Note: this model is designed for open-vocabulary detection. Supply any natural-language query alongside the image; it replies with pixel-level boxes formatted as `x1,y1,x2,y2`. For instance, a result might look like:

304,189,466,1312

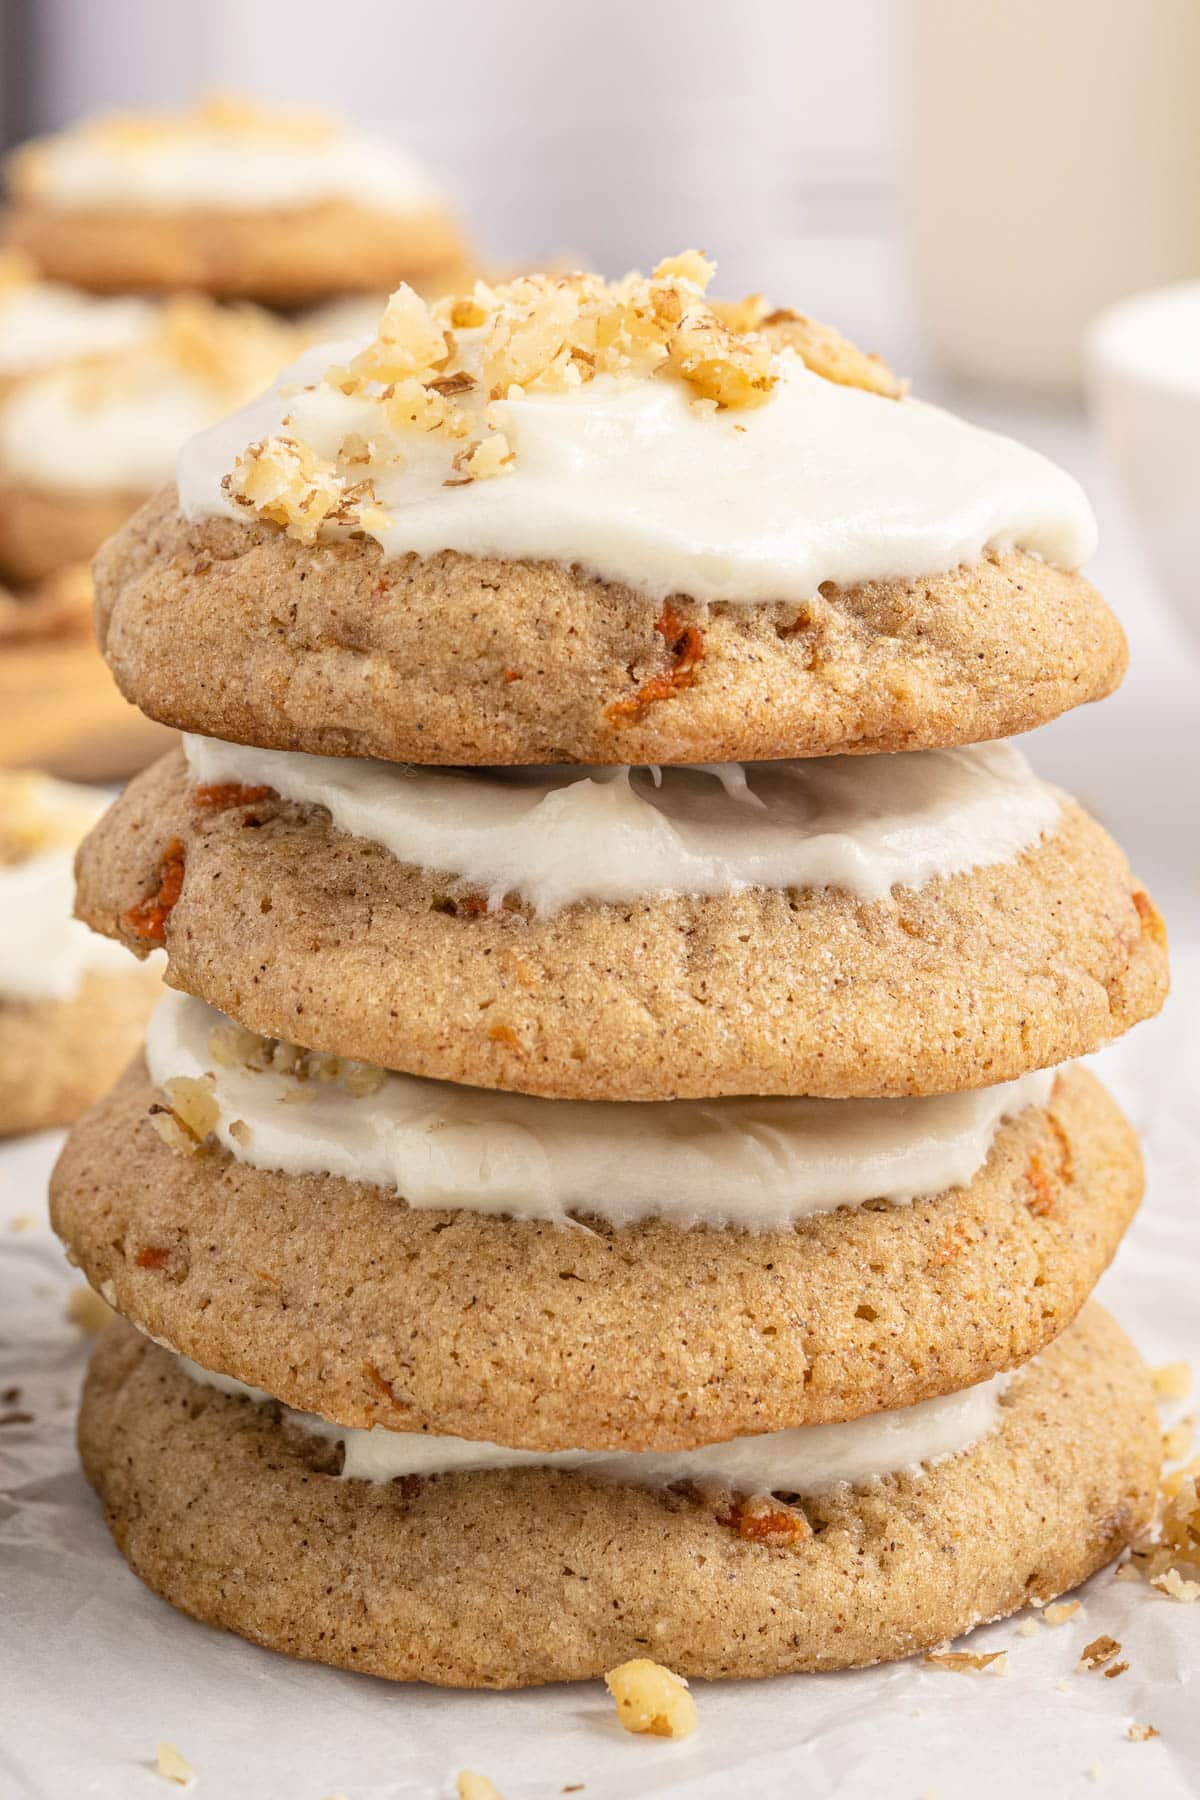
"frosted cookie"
51,1038,1141,1446
0,294,295,583
94,258,1123,764
0,771,159,1134
74,745,1168,1100
77,1306,1158,1685
3,95,468,304
0,566,174,781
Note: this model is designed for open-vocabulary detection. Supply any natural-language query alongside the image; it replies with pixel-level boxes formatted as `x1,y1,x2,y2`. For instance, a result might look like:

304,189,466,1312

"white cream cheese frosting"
0,283,156,375
0,776,141,1001
181,1350,1009,1492
15,113,444,216
0,362,238,492
148,992,1055,1230
177,336,1097,605
0,300,296,494
183,733,1061,914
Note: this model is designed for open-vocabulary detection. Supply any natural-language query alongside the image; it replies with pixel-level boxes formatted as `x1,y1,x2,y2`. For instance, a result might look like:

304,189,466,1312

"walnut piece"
155,1742,195,1788
604,1659,697,1739
456,1775,503,1800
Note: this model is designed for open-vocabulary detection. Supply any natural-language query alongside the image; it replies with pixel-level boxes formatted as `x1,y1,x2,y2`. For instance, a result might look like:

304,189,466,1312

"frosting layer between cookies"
181,1349,1009,1492
182,735,1061,913
0,774,141,1000
147,992,1054,1230
177,338,1096,605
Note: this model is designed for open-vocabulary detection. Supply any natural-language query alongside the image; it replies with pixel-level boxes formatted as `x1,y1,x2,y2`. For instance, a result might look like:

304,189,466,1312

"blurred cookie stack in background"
0,94,469,785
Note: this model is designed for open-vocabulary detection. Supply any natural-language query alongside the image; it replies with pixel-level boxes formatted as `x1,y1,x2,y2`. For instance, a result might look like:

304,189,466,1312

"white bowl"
1087,280,1200,646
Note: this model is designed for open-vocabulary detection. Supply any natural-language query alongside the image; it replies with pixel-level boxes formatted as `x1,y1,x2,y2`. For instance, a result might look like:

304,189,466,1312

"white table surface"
1,379,1197,1800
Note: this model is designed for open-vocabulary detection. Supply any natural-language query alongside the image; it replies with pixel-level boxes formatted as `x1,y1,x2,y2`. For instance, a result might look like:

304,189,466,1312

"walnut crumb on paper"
923,1650,1008,1675
604,1658,697,1739
1128,1723,1159,1742
155,1742,195,1788
457,1774,504,1800
1078,1635,1121,1671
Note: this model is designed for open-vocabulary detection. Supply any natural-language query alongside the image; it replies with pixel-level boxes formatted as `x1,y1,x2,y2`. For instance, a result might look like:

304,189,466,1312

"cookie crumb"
456,1774,503,1800
7,1212,37,1233
65,1283,114,1334
155,1742,195,1788
1042,1600,1081,1626
1103,1662,1129,1679
1127,1723,1159,1743
604,1658,697,1739
1015,1617,1041,1638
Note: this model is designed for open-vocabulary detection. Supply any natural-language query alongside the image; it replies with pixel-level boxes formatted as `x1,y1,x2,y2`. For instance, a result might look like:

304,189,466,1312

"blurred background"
0,0,1197,922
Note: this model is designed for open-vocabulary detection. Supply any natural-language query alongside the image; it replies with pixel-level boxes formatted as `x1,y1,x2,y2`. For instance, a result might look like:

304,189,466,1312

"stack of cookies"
0,97,468,780
52,256,1170,1686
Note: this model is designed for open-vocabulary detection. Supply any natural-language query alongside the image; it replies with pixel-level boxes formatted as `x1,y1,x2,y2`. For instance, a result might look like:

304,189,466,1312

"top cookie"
93,256,1124,766
2,95,467,304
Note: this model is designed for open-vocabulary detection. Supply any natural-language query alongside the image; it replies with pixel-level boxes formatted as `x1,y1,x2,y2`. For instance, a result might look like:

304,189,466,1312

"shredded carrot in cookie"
123,838,185,943
605,603,706,726
718,1494,812,1547
190,782,271,811
1132,889,1168,948
1025,1150,1055,1217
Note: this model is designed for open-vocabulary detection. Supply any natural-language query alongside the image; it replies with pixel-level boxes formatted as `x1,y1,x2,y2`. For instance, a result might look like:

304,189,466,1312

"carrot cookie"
0,293,295,583
52,1022,1140,1448
0,565,173,781
94,258,1124,764
74,744,1167,1101
0,771,159,1134
3,95,468,304
77,1305,1158,1686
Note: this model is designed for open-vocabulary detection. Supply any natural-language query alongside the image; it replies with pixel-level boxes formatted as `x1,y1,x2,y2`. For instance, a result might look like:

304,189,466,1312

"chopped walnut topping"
221,253,903,547
150,1075,219,1155
604,1659,697,1739
1128,1723,1159,1743
154,1742,195,1789
223,436,347,544
759,309,905,399
203,1018,389,1101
